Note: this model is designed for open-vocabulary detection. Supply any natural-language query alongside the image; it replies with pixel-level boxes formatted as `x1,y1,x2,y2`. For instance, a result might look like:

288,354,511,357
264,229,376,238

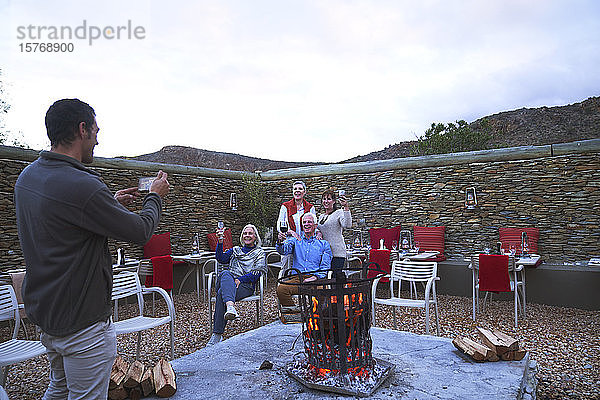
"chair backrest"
207,229,234,252
143,232,172,259
477,254,512,292
367,249,391,282
8,271,27,320
391,260,437,283
112,272,144,314
0,285,21,340
369,226,401,250
138,259,153,278
499,227,539,255
413,226,445,254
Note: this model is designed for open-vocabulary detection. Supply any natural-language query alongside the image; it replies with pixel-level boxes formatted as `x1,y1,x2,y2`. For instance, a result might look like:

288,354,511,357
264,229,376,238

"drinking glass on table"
191,233,200,255
509,244,516,256
392,240,398,251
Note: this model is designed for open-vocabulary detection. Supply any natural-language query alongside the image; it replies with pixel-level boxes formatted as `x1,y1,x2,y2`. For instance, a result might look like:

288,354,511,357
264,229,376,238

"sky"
1,0,599,163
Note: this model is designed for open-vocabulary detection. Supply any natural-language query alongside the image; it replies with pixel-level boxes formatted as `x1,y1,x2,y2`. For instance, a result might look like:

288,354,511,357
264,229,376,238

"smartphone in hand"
138,177,155,191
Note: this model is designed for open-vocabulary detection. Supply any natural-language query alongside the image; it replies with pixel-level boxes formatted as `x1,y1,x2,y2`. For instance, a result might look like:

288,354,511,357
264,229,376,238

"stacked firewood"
452,327,527,362
108,356,176,399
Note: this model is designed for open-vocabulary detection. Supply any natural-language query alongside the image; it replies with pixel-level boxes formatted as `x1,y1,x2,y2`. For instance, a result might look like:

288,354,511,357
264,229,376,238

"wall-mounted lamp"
465,187,477,210
229,193,238,211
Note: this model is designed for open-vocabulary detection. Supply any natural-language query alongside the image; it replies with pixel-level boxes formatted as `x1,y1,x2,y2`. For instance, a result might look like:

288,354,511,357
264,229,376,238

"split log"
109,356,129,390
129,386,142,400
476,327,519,356
153,359,177,397
500,349,527,361
124,360,145,388
141,367,155,397
453,336,499,362
108,384,128,400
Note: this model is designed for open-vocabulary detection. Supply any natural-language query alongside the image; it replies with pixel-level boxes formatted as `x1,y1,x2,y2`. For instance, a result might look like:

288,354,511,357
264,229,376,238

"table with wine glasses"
173,251,216,302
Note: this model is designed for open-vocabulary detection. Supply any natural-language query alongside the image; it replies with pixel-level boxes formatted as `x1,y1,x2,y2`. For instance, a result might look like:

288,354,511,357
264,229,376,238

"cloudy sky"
1,0,599,162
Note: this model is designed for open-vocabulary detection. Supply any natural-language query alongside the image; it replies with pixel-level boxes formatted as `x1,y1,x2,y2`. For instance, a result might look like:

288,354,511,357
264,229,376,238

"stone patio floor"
151,321,533,399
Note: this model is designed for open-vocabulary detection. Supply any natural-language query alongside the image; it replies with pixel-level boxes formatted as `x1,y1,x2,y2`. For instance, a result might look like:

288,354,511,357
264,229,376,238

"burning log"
153,359,177,397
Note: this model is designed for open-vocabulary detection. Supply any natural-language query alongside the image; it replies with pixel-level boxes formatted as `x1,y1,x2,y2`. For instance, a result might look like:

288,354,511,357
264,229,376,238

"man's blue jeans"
212,270,254,334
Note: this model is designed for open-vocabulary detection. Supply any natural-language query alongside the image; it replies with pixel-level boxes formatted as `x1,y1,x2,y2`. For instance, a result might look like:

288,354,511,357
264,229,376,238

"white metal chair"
0,285,46,386
470,254,525,327
371,260,440,335
266,251,285,284
206,269,265,331
111,271,175,360
7,270,33,339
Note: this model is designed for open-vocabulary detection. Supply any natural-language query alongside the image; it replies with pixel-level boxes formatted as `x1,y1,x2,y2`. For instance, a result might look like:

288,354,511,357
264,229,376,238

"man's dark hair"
45,99,96,147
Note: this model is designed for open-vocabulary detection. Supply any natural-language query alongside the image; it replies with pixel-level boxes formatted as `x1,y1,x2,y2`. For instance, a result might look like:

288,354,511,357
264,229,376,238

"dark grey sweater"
14,151,162,336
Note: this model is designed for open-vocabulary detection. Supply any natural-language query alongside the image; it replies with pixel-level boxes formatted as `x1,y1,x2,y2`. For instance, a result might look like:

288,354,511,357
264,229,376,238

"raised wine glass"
278,219,289,234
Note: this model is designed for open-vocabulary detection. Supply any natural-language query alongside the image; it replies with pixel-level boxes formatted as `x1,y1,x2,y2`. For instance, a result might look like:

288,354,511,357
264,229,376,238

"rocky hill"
129,96,600,170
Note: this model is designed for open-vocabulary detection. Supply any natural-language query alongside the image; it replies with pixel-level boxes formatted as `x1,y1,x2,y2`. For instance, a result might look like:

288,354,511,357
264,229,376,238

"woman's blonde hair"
240,224,262,247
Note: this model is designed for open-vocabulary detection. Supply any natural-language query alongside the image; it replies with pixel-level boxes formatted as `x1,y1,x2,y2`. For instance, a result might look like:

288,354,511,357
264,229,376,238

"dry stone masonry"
1,140,599,273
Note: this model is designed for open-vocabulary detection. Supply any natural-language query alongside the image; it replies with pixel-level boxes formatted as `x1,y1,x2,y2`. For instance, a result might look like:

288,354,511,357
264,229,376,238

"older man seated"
276,212,332,313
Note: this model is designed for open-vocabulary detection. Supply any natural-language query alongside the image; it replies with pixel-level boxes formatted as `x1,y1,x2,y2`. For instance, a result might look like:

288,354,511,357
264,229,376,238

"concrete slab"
156,322,529,399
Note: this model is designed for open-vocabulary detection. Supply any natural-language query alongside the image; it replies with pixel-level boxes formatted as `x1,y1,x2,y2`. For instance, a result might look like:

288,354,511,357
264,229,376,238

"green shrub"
239,174,279,237
411,119,493,156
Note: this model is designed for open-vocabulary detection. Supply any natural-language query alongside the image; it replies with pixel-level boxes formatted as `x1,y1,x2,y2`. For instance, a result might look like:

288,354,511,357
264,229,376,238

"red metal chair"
206,228,234,252
143,233,177,294
367,249,391,283
413,226,446,262
368,226,401,250
471,254,526,327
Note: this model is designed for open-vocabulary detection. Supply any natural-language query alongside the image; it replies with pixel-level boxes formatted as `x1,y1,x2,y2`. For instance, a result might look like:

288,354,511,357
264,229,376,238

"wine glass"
509,244,516,256
392,240,398,251
191,233,199,255
278,220,289,234
414,241,420,253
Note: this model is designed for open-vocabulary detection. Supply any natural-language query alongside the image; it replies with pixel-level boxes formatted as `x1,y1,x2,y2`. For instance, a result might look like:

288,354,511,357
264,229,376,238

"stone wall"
0,151,250,270
1,140,599,272
264,152,600,262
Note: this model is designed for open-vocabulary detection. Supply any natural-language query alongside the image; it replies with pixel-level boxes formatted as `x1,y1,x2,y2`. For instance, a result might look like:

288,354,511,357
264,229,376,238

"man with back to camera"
276,212,332,314
14,98,170,399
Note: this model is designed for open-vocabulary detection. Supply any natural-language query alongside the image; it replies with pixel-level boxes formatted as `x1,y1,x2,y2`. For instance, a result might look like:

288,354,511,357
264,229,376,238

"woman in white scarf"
207,224,266,345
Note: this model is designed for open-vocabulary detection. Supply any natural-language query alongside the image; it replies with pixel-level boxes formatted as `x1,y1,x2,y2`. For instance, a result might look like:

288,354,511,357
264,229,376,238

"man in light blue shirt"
276,212,332,312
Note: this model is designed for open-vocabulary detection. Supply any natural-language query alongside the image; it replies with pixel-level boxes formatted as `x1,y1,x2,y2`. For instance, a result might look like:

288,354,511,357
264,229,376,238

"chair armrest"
423,276,439,301
142,286,176,322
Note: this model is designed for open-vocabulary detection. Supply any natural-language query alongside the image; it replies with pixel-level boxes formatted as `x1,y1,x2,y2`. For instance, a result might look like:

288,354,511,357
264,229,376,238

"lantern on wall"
465,187,477,210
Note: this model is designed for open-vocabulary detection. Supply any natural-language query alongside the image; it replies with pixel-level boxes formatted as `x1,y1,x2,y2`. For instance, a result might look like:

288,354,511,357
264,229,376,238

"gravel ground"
2,282,599,400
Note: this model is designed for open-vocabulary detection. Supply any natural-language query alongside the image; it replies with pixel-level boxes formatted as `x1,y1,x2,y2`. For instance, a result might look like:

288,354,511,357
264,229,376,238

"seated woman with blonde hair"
207,224,267,345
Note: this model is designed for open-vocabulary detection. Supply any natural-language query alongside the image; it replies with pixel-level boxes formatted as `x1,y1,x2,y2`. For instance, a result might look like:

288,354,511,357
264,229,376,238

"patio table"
393,250,440,261
173,252,216,302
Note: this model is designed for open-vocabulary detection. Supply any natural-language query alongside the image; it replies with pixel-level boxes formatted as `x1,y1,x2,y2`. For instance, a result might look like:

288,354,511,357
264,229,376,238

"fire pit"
280,264,395,397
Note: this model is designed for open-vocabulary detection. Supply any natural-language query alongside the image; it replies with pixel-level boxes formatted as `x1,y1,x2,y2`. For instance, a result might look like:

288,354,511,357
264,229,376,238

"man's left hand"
235,279,241,288
114,187,140,207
